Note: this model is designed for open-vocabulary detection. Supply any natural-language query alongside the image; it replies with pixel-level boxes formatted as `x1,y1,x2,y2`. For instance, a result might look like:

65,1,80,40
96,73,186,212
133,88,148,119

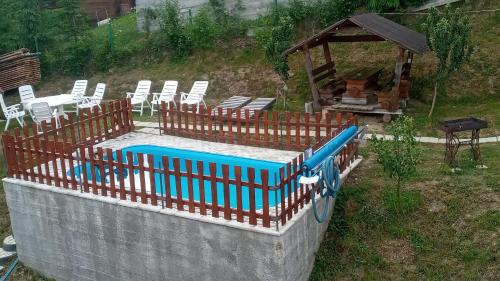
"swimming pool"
72,145,295,209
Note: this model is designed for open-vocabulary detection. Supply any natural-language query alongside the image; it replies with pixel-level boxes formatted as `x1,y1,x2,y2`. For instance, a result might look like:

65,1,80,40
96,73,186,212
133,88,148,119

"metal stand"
444,129,483,166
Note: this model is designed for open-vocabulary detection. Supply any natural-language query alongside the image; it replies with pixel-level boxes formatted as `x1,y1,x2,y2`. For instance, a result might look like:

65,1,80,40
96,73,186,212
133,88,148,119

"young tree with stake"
422,6,474,117
370,116,422,211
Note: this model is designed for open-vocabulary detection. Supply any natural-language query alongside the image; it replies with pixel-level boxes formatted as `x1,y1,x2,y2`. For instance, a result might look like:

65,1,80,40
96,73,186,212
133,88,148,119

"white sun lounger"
211,96,252,117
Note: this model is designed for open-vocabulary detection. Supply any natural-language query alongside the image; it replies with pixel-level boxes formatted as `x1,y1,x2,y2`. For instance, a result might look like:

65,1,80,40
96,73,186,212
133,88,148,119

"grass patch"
310,143,500,280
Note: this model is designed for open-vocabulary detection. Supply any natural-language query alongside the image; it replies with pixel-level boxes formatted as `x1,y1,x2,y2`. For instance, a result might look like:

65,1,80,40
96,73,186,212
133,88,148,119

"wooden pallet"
0,49,41,92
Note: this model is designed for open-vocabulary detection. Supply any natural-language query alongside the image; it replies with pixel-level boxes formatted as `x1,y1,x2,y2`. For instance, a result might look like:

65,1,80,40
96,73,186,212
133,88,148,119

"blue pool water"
72,145,294,209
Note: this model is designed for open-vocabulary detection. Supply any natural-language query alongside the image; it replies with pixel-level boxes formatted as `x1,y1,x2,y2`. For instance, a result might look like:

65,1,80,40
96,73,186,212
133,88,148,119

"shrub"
157,0,193,58
316,0,358,27
186,7,220,49
287,0,311,25
370,116,422,213
368,0,427,12
52,36,93,75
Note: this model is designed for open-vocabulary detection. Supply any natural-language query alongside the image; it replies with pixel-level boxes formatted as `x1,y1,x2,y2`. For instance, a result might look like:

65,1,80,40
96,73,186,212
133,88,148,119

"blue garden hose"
0,257,19,281
311,156,341,223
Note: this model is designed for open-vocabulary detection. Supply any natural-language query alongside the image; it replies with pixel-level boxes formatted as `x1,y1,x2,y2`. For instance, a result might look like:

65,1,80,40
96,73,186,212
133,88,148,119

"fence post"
197,161,206,215
261,169,270,228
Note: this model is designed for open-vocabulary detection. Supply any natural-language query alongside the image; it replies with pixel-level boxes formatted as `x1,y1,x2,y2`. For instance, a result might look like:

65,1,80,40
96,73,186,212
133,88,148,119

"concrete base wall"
3,158,360,281
136,0,295,31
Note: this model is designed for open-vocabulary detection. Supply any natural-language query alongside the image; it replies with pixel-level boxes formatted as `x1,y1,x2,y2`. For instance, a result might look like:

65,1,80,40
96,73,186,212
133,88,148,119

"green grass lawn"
310,143,500,280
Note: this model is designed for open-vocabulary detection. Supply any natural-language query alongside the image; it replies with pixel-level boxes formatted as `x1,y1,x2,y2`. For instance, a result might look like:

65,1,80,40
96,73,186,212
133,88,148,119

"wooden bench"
312,62,346,106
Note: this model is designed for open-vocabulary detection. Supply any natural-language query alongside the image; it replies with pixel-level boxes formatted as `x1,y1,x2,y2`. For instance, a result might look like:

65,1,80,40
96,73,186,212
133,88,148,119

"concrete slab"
95,132,300,163
419,137,439,143
479,137,498,144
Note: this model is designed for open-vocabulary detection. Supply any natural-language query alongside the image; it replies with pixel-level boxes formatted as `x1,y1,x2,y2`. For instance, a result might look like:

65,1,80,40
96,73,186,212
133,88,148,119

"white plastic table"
24,94,77,118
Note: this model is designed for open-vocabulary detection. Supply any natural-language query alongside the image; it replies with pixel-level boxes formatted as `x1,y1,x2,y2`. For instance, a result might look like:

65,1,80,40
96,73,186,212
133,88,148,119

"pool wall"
3,158,361,281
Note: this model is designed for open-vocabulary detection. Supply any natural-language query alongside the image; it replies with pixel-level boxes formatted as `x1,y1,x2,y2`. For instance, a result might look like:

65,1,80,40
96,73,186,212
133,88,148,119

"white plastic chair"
180,81,209,113
31,102,60,132
77,83,106,111
126,80,152,116
151,81,178,116
65,80,88,114
0,91,25,131
18,85,36,112
71,80,88,103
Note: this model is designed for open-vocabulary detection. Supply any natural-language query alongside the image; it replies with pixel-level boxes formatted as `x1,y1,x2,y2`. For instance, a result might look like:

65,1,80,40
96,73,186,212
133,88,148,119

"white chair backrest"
31,102,53,123
71,80,88,98
93,83,106,101
19,85,35,104
189,81,209,97
160,81,178,100
133,80,151,100
0,94,8,113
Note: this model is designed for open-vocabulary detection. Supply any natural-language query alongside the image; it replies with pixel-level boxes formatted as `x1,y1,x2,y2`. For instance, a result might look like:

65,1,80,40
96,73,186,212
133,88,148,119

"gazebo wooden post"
406,51,414,77
393,47,406,88
322,42,335,79
303,45,321,111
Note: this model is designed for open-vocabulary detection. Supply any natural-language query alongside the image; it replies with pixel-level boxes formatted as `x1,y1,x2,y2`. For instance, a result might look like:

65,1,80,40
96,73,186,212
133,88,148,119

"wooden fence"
158,102,356,152
2,99,360,229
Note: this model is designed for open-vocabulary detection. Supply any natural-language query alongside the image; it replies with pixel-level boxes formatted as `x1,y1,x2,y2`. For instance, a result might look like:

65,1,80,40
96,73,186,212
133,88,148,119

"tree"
370,116,422,211
264,7,295,81
367,0,427,11
59,0,89,42
19,0,42,51
422,6,474,117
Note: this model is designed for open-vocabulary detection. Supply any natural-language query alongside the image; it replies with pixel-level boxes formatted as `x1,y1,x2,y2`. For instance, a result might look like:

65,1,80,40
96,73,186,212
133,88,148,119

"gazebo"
285,13,429,114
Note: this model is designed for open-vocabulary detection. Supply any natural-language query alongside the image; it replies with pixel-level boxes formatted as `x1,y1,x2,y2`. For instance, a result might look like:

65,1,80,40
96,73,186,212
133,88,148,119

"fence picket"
222,164,231,220
279,167,286,225
197,161,206,215
97,148,106,196
42,140,51,184
173,158,183,210
292,157,298,214
235,166,243,223
87,146,98,194
106,148,116,198
162,156,172,208
32,130,43,183
137,153,147,204
59,143,68,189
209,163,218,218
79,145,89,192
186,160,195,213
66,143,77,190
248,168,257,225
148,154,157,206
261,170,270,228
116,150,126,200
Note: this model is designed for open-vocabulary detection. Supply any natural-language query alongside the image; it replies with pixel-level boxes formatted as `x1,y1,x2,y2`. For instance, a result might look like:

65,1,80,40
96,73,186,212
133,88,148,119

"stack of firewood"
0,49,41,92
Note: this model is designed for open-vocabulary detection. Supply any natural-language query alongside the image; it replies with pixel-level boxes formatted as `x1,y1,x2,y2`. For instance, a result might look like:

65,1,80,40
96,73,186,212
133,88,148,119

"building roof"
285,13,429,55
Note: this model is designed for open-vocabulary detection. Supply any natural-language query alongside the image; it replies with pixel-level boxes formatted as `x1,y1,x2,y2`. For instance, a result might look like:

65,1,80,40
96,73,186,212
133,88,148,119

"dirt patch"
428,200,447,213
409,180,441,196
209,66,283,102
378,239,415,264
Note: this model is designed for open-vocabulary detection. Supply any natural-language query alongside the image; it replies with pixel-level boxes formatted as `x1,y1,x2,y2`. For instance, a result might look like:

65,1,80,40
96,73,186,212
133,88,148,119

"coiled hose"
311,156,341,223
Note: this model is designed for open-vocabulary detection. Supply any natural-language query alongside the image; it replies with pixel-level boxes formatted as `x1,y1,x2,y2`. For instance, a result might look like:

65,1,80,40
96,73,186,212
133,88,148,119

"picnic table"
342,67,382,96
24,94,77,119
